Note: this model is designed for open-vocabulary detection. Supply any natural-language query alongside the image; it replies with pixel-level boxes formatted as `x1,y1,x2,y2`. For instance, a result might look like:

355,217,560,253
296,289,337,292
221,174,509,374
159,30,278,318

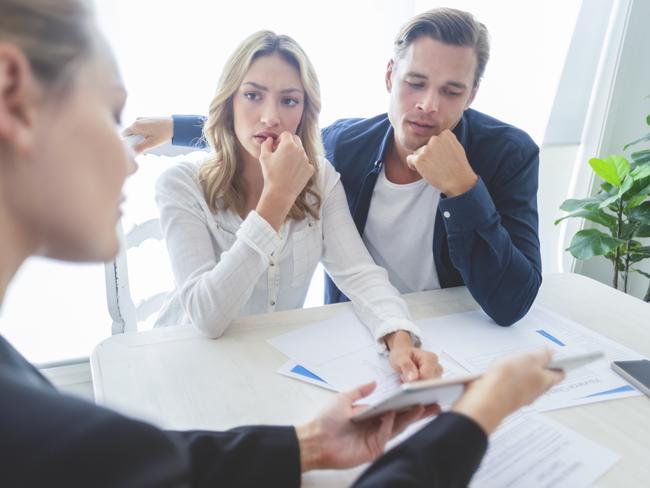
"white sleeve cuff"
236,211,281,261
373,319,423,354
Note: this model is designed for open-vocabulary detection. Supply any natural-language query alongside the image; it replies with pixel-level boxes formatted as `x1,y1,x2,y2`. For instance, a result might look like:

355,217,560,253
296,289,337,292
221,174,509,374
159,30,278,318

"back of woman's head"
200,30,323,221
0,0,94,92
0,0,132,263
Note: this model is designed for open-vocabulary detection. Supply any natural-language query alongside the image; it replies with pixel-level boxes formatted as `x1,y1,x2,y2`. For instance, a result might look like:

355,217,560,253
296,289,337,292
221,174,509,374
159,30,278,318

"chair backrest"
105,218,169,334
105,147,209,335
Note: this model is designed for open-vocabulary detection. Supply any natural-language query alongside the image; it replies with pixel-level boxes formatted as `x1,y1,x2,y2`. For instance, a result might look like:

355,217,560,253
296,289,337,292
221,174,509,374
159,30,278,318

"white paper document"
268,311,399,402
268,311,465,403
269,306,643,410
415,306,643,411
277,361,338,391
471,412,620,488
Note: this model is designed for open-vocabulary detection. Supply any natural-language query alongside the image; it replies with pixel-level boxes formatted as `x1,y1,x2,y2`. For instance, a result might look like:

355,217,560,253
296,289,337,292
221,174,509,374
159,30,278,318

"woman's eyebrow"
242,81,303,94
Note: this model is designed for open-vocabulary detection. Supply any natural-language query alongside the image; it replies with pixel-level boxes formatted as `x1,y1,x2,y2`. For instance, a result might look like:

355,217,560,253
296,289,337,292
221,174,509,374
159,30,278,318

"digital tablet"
351,374,480,422
351,351,604,422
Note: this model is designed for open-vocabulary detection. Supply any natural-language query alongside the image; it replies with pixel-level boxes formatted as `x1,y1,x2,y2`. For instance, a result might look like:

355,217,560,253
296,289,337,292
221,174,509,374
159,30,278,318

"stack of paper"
415,306,643,411
268,311,403,403
267,306,634,487
470,412,620,487
268,306,642,410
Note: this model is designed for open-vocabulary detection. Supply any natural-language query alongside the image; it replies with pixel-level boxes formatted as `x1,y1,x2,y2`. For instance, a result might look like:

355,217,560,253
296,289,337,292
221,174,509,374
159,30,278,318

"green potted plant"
556,105,650,302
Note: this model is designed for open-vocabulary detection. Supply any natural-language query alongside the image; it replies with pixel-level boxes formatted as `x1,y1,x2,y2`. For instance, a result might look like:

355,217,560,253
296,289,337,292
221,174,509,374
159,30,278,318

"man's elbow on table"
482,280,540,327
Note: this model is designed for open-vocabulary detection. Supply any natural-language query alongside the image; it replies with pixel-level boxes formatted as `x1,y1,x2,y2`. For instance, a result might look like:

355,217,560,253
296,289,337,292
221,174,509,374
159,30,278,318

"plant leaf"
623,175,650,202
630,245,650,255
640,181,650,197
629,250,650,263
589,156,628,187
612,155,632,180
631,164,650,181
559,197,603,212
621,222,639,239
631,268,650,280
626,194,648,209
600,182,616,195
627,201,650,224
624,133,650,150
631,149,650,165
598,192,620,209
618,174,634,197
566,229,624,260
554,209,617,231
635,224,650,237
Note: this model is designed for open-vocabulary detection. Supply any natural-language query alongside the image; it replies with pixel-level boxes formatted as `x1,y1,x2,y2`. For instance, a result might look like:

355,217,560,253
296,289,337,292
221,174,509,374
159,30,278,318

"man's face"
386,36,478,154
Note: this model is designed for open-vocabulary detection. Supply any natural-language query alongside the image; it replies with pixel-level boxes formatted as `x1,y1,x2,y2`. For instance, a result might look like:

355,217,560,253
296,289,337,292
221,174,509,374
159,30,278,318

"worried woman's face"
232,53,305,164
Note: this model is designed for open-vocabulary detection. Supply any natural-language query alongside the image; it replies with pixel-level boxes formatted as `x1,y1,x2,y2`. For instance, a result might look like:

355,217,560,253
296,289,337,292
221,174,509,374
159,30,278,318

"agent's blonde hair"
0,0,95,92
199,31,323,220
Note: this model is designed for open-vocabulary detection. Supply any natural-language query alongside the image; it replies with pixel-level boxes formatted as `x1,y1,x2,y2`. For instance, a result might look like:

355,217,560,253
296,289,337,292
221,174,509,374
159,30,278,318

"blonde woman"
155,31,438,381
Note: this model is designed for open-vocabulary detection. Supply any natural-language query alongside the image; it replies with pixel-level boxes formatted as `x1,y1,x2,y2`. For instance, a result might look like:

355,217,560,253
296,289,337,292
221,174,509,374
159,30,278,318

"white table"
91,273,650,487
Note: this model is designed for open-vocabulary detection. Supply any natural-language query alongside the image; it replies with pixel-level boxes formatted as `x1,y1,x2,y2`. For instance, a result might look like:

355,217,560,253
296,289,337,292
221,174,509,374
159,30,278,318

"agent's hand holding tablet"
352,351,604,422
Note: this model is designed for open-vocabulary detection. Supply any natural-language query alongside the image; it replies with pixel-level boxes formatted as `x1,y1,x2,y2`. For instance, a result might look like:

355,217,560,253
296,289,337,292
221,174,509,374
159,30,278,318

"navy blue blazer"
0,336,300,487
172,108,542,326
321,111,542,325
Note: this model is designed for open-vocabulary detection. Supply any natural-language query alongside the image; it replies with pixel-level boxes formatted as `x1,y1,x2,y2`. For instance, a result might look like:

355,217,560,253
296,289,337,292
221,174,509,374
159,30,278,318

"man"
127,8,541,342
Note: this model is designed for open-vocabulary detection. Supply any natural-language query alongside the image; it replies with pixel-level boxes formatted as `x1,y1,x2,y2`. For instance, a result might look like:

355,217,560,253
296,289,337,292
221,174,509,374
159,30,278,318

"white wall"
538,144,580,274
539,0,619,275
572,0,650,300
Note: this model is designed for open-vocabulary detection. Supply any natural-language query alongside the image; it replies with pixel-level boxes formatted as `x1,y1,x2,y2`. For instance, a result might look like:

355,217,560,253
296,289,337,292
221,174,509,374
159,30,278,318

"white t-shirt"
363,166,441,294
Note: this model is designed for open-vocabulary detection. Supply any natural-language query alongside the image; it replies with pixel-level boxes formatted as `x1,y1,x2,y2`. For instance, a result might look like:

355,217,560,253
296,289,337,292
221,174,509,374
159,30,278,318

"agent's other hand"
385,330,443,382
122,116,173,153
452,348,564,434
296,382,440,472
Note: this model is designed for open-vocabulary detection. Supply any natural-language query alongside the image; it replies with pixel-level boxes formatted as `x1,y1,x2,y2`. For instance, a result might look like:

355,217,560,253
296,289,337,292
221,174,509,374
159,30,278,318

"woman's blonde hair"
199,31,323,220
0,0,95,93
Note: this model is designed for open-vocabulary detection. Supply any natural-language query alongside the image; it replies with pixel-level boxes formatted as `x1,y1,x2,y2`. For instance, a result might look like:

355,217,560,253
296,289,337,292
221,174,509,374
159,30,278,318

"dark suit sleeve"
172,115,208,148
438,144,542,326
3,375,300,488
353,412,488,487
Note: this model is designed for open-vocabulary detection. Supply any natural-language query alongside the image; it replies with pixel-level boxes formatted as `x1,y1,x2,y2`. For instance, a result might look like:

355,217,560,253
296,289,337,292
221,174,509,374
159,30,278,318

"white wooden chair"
105,219,169,334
